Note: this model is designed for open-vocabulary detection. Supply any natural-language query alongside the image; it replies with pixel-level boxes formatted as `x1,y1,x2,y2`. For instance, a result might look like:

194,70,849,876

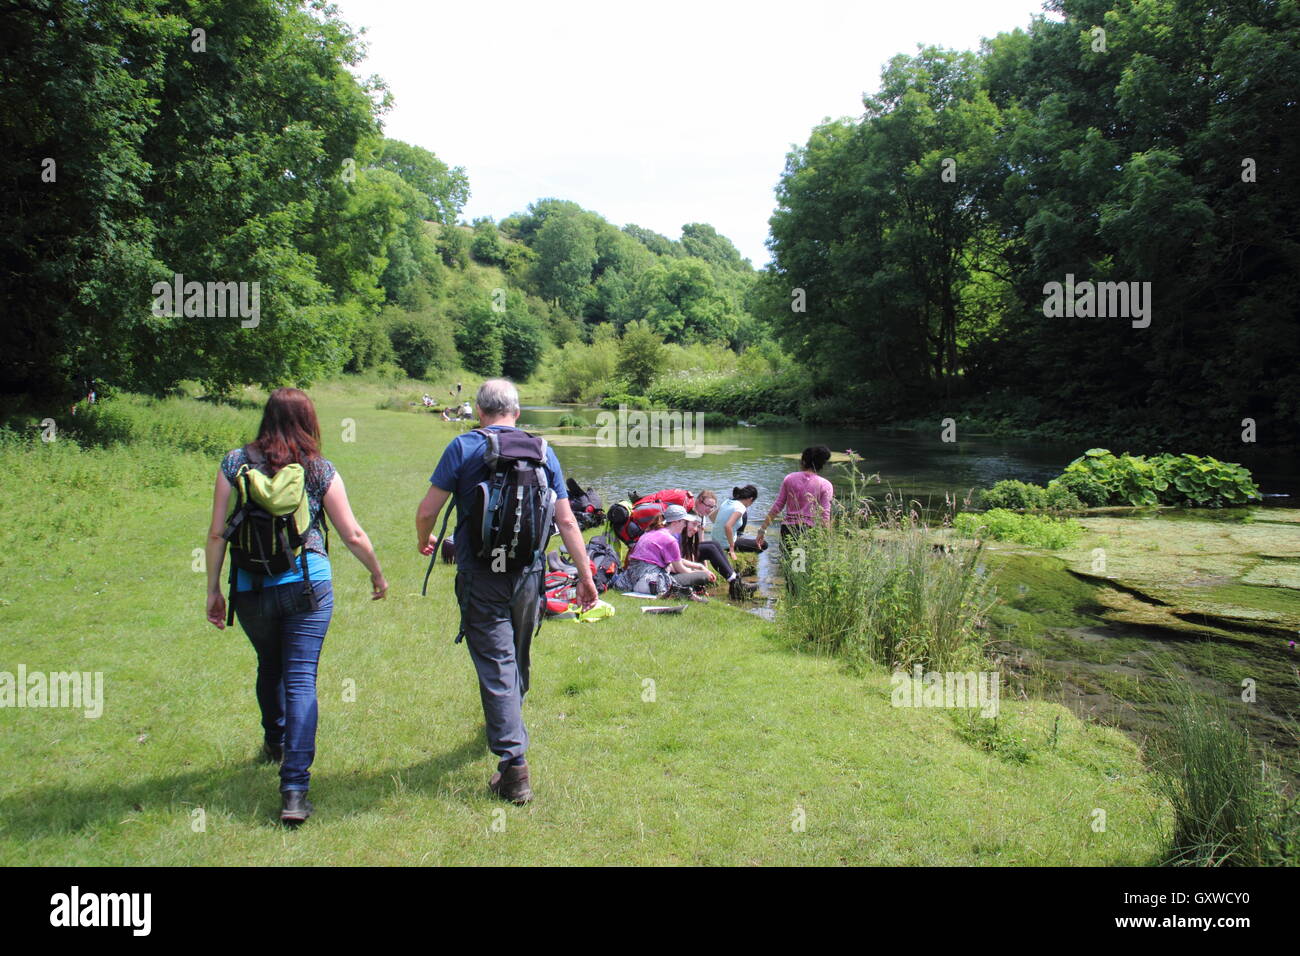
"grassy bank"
0,386,1169,864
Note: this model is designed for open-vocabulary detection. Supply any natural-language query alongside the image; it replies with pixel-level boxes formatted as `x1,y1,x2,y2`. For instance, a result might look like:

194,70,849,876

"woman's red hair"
252,387,321,470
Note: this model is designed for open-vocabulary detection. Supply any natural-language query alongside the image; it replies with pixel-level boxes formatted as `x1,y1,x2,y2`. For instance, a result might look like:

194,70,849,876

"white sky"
331,0,1050,266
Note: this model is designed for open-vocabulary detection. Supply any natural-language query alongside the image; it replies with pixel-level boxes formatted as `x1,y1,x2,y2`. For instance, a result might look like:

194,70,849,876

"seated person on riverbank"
713,485,766,557
686,488,760,600
613,505,715,601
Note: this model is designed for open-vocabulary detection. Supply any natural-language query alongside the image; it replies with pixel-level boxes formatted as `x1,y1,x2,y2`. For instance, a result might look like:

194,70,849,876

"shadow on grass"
0,736,486,836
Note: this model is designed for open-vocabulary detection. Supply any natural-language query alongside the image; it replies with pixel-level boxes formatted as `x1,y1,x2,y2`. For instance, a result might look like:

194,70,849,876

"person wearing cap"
614,504,716,599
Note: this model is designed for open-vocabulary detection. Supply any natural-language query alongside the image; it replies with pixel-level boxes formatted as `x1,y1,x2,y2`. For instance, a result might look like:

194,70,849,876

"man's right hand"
420,533,437,556
575,577,598,610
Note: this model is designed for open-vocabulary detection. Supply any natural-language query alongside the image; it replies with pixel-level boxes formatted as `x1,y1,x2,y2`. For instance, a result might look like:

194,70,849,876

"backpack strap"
422,495,456,597
223,447,255,627
226,554,237,627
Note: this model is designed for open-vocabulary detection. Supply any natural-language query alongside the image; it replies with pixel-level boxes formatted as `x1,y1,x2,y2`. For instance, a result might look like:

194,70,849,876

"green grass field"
0,381,1169,864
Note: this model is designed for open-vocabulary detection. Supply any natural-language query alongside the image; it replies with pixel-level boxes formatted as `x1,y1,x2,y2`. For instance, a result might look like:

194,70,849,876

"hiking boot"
489,761,533,805
280,790,313,824
261,741,284,764
728,577,759,600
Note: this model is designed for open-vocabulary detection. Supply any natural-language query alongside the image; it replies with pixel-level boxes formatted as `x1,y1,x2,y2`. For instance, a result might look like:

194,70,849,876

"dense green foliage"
953,509,1086,550
1056,449,1260,507
977,480,1084,513
2,0,762,406
764,0,1300,450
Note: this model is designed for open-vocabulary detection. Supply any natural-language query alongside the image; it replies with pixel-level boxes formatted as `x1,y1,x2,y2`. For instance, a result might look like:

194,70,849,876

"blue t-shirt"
711,498,749,546
430,425,567,570
222,448,335,592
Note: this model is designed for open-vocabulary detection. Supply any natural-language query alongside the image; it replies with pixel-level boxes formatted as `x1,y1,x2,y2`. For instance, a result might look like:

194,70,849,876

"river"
518,405,1300,767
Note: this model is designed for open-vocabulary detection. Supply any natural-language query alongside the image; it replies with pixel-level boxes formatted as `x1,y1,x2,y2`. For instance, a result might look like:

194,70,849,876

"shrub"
1056,449,1260,508
69,394,255,457
597,392,666,411
953,509,1085,550
454,302,504,377
701,411,733,427
388,312,457,379
345,319,396,373
751,412,799,426
499,307,545,380
557,413,589,428
547,336,619,404
1043,482,1085,511
977,479,1083,512
616,320,666,393
1052,467,1109,507
1151,453,1260,507
647,370,802,418
977,480,1047,511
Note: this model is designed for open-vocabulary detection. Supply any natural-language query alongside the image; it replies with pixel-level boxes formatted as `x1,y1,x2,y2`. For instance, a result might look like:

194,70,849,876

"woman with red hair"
203,388,387,824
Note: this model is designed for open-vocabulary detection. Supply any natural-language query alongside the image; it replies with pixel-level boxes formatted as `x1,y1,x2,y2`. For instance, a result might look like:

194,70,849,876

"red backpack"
612,489,697,546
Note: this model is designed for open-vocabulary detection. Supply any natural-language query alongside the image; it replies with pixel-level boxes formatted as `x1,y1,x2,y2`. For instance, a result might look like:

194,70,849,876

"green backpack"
221,445,326,625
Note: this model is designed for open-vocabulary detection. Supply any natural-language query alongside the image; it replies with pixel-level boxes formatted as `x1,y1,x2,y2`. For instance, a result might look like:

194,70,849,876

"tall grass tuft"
1154,680,1299,866
781,522,994,672
780,457,995,672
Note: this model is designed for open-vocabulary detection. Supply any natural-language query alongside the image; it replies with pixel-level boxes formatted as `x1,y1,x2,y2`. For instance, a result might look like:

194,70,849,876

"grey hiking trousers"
454,566,544,762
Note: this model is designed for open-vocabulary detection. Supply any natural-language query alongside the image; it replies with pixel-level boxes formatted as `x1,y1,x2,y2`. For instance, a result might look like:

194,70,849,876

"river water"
518,406,1300,506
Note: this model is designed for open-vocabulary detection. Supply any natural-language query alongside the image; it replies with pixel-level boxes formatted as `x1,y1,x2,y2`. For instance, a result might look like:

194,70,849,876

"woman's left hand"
206,590,226,629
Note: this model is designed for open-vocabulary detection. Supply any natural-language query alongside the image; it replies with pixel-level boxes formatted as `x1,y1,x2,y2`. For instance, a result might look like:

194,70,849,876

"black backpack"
221,445,326,626
566,477,606,530
431,427,556,577
585,535,621,593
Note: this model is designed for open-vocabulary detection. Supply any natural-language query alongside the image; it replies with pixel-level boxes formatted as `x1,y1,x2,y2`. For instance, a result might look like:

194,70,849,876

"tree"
387,308,456,379
633,258,738,344
1,0,390,397
374,139,469,226
499,292,547,380
454,302,504,376
616,321,666,393
534,206,597,315
470,218,507,265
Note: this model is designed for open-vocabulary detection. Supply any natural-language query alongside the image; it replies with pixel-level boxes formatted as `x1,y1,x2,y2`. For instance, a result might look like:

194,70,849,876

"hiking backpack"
221,445,326,626
609,488,697,546
566,477,606,530
437,427,557,576
585,535,621,593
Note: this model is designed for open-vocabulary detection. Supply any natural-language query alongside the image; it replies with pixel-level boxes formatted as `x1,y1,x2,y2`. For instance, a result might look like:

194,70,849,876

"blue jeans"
234,580,333,791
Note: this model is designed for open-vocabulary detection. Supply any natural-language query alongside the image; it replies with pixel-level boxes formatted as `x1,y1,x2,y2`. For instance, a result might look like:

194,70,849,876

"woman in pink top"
754,445,833,551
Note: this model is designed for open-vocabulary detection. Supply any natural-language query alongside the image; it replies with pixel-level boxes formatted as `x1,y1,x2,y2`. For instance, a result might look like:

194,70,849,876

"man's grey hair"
476,379,520,417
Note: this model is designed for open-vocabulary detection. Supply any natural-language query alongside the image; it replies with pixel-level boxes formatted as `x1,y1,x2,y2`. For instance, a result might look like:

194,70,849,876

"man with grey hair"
416,379,597,804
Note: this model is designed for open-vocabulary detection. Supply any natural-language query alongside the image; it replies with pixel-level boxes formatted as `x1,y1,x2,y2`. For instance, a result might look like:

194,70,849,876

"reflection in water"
521,407,1300,502
522,407,1079,513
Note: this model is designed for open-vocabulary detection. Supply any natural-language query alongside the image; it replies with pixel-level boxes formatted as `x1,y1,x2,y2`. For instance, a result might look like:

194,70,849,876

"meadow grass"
0,388,1170,865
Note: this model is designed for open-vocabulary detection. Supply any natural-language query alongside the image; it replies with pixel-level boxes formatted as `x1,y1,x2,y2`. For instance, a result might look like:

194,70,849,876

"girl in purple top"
615,505,716,600
755,445,833,550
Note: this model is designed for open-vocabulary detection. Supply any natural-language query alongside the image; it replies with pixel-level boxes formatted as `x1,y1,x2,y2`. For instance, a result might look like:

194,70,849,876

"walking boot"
280,790,314,824
489,761,533,805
